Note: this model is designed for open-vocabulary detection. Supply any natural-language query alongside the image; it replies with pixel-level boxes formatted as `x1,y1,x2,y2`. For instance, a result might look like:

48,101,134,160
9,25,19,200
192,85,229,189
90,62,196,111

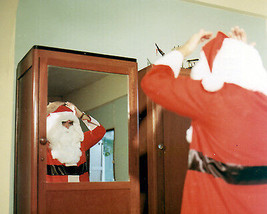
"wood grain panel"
138,66,191,214
15,68,33,213
163,111,190,213
46,189,130,214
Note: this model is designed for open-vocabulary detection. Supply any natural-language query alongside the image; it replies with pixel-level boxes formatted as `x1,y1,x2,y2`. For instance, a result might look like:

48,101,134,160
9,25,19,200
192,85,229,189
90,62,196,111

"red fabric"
52,105,73,113
46,125,106,183
202,31,228,72
141,65,267,213
47,105,73,117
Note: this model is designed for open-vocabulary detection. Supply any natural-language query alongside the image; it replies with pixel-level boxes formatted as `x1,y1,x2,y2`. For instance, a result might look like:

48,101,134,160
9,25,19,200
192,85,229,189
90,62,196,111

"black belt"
188,149,267,185
47,162,88,176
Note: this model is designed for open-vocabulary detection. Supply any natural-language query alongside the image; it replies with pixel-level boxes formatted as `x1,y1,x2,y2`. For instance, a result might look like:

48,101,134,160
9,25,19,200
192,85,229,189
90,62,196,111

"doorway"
90,129,115,182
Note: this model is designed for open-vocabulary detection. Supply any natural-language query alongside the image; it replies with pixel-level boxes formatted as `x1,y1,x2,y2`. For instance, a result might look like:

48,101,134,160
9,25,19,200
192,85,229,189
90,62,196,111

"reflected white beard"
47,125,83,165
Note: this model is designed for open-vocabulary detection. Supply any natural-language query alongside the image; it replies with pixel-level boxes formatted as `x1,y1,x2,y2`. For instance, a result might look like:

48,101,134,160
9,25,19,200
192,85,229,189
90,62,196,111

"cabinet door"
140,66,191,214
146,104,190,214
15,46,140,214
163,110,190,213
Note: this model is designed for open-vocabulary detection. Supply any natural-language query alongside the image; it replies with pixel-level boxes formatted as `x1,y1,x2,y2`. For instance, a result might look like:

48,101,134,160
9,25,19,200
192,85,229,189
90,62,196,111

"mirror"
90,129,115,181
47,65,129,182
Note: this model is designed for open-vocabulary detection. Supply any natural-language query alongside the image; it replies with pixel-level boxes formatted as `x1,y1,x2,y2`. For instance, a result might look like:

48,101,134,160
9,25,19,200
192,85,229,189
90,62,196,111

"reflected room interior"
48,66,129,182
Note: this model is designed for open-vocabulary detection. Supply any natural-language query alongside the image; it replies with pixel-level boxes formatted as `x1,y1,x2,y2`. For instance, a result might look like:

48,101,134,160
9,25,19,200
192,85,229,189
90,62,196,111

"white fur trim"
154,50,184,78
201,74,224,92
191,38,267,95
186,126,193,143
48,111,78,123
83,115,100,131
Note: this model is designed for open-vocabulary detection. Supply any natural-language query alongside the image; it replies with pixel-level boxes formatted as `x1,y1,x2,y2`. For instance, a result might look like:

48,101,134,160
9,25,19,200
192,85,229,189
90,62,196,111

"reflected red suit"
46,124,106,183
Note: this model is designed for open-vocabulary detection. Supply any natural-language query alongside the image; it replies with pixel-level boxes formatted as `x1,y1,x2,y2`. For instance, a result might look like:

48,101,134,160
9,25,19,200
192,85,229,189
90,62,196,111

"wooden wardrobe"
14,46,140,214
138,66,191,214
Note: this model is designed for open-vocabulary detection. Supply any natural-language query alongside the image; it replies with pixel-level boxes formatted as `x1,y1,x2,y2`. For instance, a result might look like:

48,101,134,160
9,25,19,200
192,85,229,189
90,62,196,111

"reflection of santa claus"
46,103,106,183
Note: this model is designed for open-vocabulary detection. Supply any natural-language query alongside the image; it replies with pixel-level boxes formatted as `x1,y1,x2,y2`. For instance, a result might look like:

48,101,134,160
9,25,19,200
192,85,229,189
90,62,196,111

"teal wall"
15,0,267,69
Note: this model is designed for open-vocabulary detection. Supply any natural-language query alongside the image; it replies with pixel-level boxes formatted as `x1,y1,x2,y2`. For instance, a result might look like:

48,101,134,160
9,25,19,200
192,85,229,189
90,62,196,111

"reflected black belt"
47,162,88,176
188,149,267,185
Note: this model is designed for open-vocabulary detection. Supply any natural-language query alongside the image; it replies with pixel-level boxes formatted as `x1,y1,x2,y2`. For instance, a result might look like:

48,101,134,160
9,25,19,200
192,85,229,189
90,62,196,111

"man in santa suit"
46,101,106,183
141,26,267,213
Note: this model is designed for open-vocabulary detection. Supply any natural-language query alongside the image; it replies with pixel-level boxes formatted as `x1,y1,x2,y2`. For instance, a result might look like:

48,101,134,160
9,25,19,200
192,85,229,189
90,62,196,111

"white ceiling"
48,66,108,98
183,0,267,18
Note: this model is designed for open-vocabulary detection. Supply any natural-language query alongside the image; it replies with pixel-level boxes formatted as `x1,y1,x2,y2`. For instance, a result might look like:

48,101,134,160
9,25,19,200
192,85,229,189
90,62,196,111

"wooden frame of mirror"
15,46,139,213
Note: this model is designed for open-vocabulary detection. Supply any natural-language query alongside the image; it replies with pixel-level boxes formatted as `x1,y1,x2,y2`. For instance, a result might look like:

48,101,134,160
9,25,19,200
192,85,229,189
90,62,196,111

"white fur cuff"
154,50,184,78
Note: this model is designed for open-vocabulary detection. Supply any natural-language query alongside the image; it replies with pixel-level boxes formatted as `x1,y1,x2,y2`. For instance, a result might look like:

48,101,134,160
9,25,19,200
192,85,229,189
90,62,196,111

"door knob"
40,138,48,145
158,144,165,150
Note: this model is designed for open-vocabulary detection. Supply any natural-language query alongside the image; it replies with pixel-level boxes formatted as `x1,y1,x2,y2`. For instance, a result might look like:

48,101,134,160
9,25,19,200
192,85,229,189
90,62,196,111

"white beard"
47,112,84,165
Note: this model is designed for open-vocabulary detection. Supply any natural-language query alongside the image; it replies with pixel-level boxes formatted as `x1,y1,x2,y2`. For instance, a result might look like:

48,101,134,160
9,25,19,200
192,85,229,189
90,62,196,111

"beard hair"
47,112,84,165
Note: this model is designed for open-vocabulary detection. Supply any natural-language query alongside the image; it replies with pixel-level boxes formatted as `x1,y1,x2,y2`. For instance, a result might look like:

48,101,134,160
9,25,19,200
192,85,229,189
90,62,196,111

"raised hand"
176,29,213,57
228,26,247,43
229,26,256,46
64,102,83,118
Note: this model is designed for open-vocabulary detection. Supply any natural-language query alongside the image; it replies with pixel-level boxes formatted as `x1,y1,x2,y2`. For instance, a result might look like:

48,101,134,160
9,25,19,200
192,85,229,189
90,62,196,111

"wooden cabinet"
138,66,191,214
15,46,139,214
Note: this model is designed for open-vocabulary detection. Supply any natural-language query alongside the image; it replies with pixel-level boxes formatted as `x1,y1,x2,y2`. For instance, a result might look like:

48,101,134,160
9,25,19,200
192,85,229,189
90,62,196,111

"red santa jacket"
141,40,267,213
46,124,106,183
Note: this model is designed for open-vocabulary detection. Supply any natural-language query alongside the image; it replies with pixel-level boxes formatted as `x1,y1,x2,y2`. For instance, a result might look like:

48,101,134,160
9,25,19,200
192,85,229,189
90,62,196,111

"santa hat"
50,105,73,114
47,105,77,121
190,31,267,95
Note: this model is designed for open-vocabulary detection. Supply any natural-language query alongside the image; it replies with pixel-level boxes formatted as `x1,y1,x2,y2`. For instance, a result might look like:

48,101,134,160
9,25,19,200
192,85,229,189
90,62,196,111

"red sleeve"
81,125,106,151
141,64,215,120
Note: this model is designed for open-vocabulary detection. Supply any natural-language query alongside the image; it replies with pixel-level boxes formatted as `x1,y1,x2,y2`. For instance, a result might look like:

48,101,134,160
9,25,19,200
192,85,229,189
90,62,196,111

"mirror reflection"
47,66,129,182
90,129,115,182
